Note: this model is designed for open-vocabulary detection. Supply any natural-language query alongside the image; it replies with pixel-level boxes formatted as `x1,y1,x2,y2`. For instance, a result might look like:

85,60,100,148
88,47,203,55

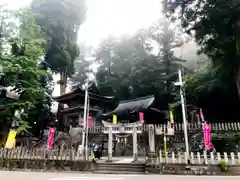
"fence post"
159,150,162,164
178,152,181,164
108,126,113,162
60,148,64,160
53,152,57,160
197,152,201,164
43,149,46,168
0,149,2,159
172,152,175,164
231,152,235,165
217,152,221,163
165,152,168,164
190,152,194,164
238,152,240,164
184,152,188,164
210,152,214,164
203,151,208,164
71,148,75,161
224,152,228,164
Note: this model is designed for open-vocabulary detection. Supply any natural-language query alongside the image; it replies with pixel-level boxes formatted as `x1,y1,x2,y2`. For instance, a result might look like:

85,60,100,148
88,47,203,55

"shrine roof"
0,86,20,100
60,105,102,114
102,95,155,116
6,91,19,100
17,131,36,138
53,83,115,103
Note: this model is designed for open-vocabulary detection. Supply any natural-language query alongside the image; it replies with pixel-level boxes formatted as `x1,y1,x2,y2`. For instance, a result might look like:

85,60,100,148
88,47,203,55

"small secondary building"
53,83,117,131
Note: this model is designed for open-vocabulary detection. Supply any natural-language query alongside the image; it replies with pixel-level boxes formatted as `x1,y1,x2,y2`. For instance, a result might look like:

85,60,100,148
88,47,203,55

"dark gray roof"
0,86,19,100
61,105,102,113
102,95,155,116
53,82,115,102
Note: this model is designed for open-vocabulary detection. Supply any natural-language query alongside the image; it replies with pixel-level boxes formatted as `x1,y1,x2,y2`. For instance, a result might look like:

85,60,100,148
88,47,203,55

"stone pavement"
96,156,145,163
95,156,224,164
1,171,239,180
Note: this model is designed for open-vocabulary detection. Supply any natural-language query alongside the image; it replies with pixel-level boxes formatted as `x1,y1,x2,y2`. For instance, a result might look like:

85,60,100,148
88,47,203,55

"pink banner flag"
204,124,211,150
88,116,92,128
139,112,144,123
47,128,55,149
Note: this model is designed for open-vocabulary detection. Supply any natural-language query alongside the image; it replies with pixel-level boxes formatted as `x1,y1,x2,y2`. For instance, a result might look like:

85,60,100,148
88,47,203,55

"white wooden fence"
156,151,240,165
72,122,240,134
1,148,240,165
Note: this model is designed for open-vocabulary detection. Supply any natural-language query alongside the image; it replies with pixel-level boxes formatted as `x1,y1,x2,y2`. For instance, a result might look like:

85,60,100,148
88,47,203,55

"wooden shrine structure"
52,89,240,156
101,120,143,161
52,83,117,149
101,95,160,161
53,83,117,131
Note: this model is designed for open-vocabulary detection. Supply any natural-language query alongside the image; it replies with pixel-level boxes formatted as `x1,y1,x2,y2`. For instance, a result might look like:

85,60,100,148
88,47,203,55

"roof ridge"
119,95,154,104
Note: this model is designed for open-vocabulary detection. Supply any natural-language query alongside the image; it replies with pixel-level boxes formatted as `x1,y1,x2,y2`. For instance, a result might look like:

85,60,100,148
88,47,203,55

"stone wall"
0,159,91,172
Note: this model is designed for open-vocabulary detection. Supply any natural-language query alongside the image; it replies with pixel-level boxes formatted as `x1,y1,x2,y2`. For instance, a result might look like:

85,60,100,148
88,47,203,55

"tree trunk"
236,67,240,97
57,72,68,131
60,72,67,95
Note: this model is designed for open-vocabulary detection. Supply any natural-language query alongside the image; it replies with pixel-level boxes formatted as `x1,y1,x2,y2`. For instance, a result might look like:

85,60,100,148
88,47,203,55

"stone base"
132,153,138,162
146,152,157,164
108,154,112,162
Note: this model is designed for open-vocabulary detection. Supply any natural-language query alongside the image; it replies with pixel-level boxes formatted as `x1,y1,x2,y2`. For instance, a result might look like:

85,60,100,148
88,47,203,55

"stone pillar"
108,126,113,161
133,126,138,161
77,113,84,157
148,124,155,152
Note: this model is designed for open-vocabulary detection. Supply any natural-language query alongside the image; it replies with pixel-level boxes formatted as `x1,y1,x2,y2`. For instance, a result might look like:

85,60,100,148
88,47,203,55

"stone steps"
93,163,145,174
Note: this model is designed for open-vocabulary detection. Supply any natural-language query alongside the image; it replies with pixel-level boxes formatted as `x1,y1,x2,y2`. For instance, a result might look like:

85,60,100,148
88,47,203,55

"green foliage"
94,20,185,104
165,0,240,96
16,120,31,134
31,0,86,87
185,66,222,102
0,8,51,133
218,160,228,172
0,6,16,53
95,33,157,100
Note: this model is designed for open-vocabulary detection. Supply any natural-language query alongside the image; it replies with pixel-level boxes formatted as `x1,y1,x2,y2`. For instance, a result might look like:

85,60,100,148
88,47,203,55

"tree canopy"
0,8,51,134
93,20,187,118
165,0,240,95
31,0,86,95
160,0,240,121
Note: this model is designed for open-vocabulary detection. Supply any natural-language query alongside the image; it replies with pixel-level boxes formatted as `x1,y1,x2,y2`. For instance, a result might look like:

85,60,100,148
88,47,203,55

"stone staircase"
93,162,146,174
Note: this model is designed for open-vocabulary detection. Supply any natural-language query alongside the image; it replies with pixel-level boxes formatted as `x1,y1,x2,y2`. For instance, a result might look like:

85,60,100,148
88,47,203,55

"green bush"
218,160,228,172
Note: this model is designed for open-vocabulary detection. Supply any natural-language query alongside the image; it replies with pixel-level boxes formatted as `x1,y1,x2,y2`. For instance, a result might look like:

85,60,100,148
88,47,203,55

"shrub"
218,160,228,172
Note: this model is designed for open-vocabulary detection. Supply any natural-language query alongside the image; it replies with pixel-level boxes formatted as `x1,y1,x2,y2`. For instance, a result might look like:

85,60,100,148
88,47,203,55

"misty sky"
1,0,199,100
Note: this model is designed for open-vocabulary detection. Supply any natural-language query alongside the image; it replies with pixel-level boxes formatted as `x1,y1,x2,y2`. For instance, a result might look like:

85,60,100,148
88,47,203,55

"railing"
0,148,84,161
71,122,240,134
153,150,240,165
0,148,240,165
